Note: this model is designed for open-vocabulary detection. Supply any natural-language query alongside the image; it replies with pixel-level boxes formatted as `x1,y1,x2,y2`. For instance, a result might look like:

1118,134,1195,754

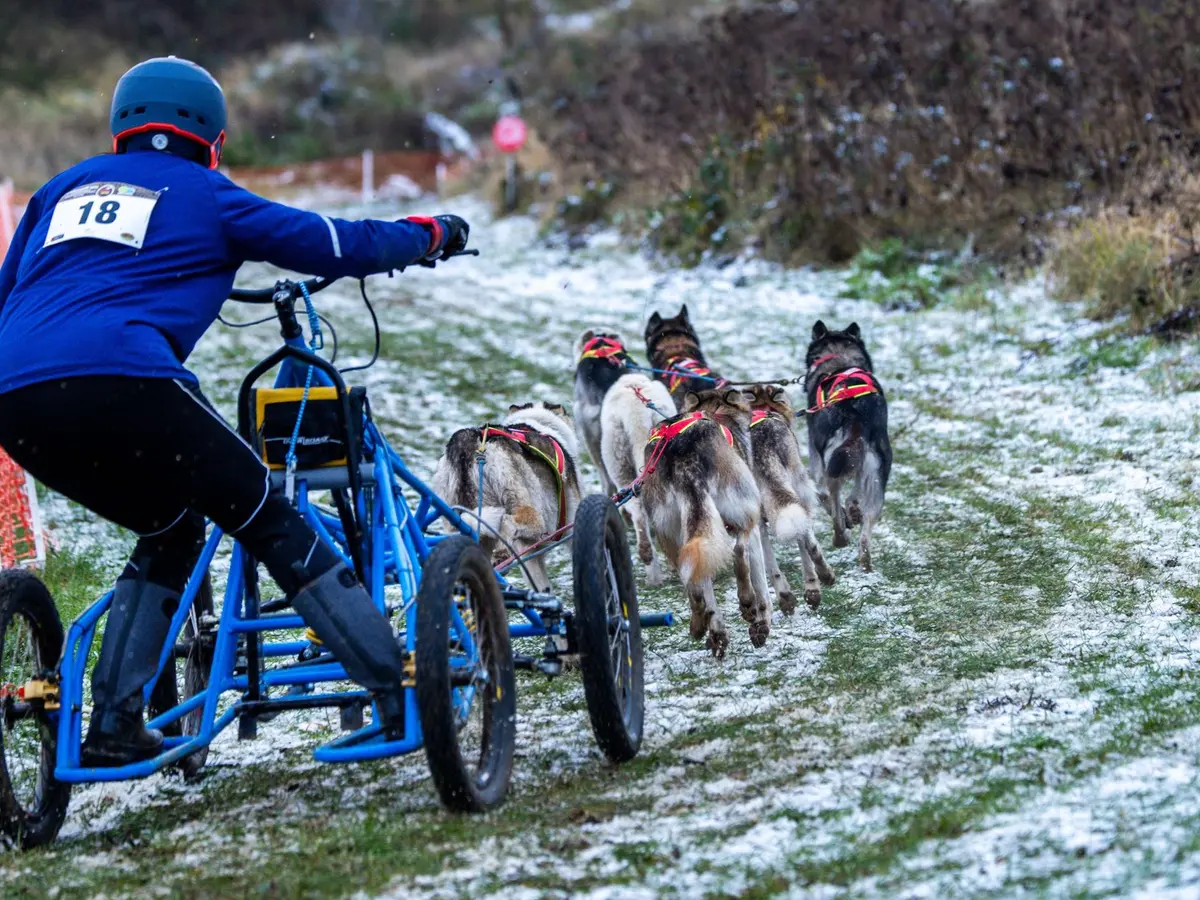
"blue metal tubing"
262,640,311,657
145,524,224,704
229,614,307,633
640,612,676,628
56,704,240,783
57,591,112,770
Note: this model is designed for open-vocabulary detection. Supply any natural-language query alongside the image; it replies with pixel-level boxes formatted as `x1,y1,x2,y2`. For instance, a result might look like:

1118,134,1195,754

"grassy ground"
1,199,1199,898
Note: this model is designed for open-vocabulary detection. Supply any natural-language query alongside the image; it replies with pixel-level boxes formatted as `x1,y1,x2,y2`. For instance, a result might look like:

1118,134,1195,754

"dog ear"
724,389,747,408
508,402,532,414
812,320,828,340
741,388,758,405
682,391,701,412
547,402,567,414
846,322,861,339
679,304,690,322
772,387,790,407
581,329,595,343
647,312,662,328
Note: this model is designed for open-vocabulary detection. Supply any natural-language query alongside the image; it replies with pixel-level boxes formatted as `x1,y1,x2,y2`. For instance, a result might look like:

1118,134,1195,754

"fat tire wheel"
147,572,214,781
416,536,516,812
572,494,644,763
0,569,70,850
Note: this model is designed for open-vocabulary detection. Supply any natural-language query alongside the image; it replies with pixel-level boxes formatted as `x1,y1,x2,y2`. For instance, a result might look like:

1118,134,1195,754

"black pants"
0,376,338,595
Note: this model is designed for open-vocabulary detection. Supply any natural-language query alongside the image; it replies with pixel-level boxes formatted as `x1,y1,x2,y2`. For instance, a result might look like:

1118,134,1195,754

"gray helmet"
110,56,227,168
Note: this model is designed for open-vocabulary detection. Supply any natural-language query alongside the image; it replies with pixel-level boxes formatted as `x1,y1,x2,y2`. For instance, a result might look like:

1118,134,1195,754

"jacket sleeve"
0,192,41,318
209,174,436,278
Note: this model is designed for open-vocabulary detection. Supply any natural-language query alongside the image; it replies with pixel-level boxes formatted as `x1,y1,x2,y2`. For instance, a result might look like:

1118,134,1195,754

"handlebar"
226,249,480,304
228,276,332,305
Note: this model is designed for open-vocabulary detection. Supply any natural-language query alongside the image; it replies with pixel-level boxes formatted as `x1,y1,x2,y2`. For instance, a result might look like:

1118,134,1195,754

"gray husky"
742,383,836,609
804,322,892,572
432,402,582,591
640,388,771,657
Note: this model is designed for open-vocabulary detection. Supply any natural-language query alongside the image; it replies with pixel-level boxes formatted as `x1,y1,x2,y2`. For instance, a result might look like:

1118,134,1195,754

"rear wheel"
148,572,215,781
572,495,644,762
0,569,70,849
416,536,516,812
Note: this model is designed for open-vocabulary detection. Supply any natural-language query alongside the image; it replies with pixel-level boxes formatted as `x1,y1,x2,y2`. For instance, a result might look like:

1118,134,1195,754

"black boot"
290,563,407,737
82,577,177,767
81,707,164,767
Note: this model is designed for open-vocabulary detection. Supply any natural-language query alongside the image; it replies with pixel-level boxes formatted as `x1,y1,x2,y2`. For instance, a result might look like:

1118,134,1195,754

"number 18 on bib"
43,182,161,250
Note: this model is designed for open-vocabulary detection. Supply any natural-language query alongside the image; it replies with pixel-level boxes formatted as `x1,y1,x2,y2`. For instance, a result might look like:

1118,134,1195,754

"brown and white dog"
804,322,892,571
644,305,730,410
742,383,836,609
432,402,582,591
639,388,771,657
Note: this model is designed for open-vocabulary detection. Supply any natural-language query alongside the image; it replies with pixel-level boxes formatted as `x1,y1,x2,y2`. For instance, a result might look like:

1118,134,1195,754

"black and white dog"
804,321,892,572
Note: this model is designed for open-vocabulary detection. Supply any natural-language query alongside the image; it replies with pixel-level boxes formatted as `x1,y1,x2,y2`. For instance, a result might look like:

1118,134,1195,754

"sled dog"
644,305,729,410
432,402,582,591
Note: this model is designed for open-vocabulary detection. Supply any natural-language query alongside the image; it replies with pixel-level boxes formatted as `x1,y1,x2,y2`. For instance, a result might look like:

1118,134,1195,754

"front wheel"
415,536,516,812
572,495,644,763
0,569,70,850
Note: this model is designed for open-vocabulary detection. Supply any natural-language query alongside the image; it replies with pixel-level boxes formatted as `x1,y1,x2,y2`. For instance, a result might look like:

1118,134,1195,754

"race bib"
43,182,161,250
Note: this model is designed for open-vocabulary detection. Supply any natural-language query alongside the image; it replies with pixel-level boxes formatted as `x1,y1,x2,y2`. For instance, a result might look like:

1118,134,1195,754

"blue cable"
285,282,325,475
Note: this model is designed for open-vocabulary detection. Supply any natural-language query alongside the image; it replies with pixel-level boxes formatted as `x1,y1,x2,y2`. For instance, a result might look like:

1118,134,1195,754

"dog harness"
578,335,629,364
647,411,735,448
750,408,783,428
664,357,730,392
478,425,569,529
806,367,880,414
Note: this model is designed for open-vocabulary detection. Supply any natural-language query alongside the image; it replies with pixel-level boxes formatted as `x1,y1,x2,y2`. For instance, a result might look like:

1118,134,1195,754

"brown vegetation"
541,0,1200,267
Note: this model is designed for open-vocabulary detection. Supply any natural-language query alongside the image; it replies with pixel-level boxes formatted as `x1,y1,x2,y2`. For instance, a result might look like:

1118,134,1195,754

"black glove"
429,214,469,260
403,214,471,262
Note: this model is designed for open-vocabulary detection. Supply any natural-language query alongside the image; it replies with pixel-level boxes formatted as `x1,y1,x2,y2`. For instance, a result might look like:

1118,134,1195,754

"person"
0,57,471,767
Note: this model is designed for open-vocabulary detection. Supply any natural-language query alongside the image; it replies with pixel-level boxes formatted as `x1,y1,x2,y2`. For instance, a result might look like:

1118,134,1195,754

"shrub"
1049,213,1200,335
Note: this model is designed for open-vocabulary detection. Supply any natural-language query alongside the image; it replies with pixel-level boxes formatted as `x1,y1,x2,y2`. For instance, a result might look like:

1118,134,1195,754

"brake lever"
416,248,481,269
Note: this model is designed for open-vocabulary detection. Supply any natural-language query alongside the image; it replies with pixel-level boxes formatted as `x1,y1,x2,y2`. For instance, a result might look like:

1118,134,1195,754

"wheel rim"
604,543,634,728
451,579,496,788
0,611,46,815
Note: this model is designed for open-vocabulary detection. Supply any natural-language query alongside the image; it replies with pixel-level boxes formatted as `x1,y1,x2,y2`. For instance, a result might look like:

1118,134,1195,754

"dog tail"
825,422,864,480
678,493,734,586
773,503,812,542
435,429,483,510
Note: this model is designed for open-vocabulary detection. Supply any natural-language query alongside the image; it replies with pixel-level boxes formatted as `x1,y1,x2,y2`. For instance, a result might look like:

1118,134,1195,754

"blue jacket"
0,151,435,394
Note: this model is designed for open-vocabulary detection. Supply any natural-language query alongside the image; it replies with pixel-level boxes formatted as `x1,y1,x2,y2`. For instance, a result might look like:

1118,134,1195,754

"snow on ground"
3,195,1200,898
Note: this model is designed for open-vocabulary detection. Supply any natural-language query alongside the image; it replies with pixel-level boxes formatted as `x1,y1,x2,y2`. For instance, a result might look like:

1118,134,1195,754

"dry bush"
539,0,1200,264
1050,209,1200,335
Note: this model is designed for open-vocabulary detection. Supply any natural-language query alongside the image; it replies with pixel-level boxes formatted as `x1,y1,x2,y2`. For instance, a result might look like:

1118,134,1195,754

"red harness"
664,357,729,392
479,425,569,529
647,411,734,449
578,336,629,364
750,408,782,428
806,367,880,414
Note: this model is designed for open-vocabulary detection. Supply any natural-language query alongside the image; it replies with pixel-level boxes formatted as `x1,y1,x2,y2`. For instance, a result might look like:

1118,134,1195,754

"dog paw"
818,566,837,586
832,531,850,549
777,590,798,616
706,627,730,658
858,552,872,573
646,558,666,587
846,501,863,527
748,620,770,647
804,588,822,610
